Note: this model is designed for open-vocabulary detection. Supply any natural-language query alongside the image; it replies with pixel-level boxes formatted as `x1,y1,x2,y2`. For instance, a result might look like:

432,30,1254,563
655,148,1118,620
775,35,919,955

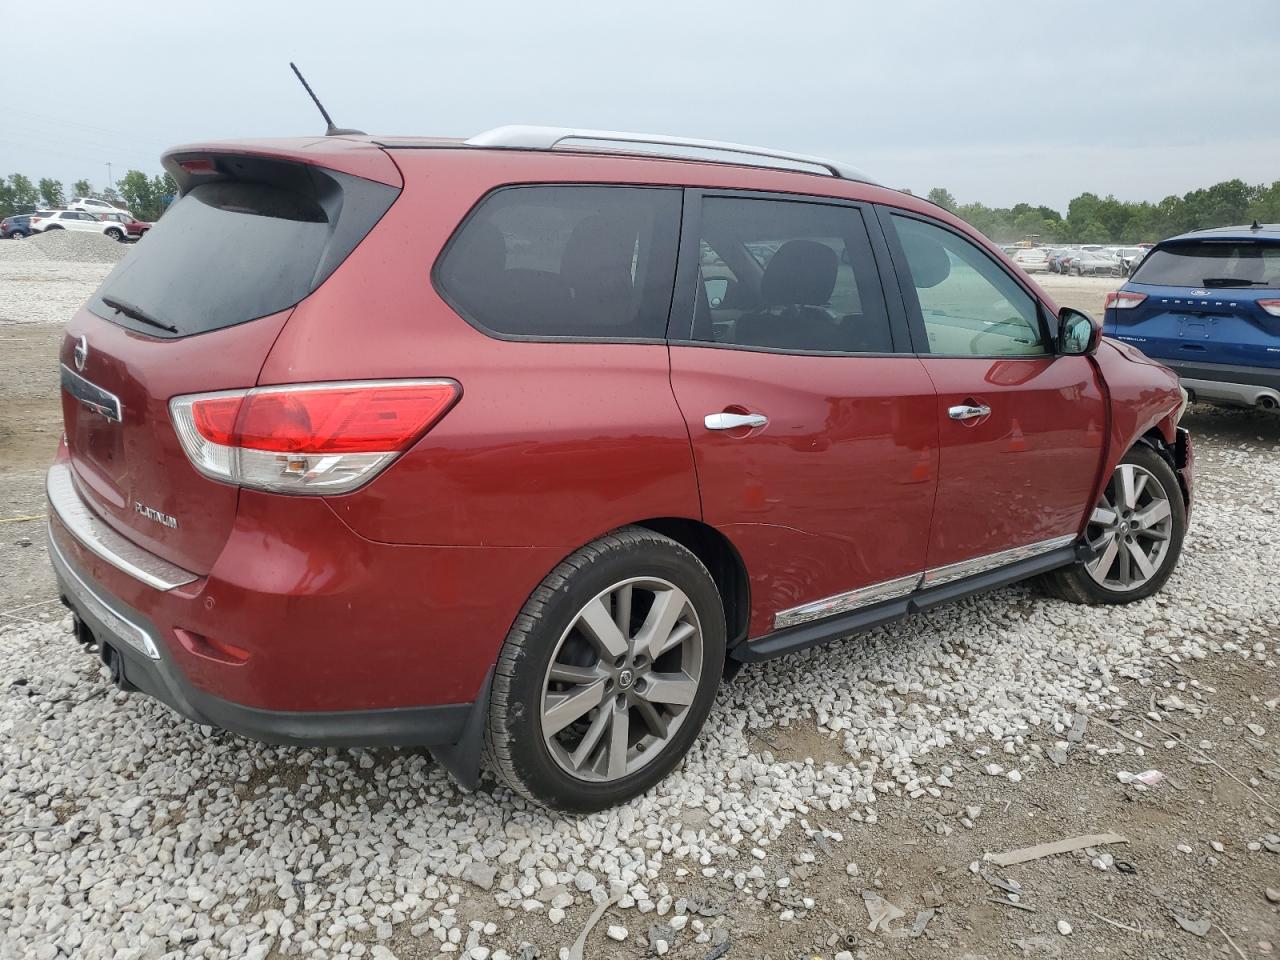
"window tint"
892,215,1047,357
88,171,397,338
691,197,891,353
436,186,681,340
1131,240,1280,288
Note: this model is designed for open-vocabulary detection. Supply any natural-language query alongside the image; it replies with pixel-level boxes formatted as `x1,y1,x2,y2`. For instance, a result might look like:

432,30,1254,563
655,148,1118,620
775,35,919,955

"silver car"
1070,249,1124,277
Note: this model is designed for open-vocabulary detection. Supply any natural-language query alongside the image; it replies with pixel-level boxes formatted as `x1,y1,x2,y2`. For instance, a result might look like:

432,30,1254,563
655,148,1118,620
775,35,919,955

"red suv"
48,127,1193,811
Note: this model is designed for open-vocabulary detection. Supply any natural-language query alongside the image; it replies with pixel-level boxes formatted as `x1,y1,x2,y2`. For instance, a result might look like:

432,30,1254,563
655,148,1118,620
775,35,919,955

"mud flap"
430,668,494,791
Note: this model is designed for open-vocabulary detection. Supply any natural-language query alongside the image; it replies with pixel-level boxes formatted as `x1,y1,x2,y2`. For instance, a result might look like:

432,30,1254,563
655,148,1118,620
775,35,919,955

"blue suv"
1104,223,1280,411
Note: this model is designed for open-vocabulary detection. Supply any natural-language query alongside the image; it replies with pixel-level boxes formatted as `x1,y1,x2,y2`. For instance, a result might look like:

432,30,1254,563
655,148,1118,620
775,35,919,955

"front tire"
486,527,726,812
1040,444,1185,605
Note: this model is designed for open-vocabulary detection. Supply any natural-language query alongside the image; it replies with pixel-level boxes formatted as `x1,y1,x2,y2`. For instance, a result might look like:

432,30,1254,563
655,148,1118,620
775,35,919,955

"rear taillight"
170,380,460,494
1259,299,1280,318
1104,290,1147,311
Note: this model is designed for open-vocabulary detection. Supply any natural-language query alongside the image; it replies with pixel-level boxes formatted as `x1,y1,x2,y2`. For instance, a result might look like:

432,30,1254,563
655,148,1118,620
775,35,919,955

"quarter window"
435,186,681,340
691,197,892,353
891,214,1047,357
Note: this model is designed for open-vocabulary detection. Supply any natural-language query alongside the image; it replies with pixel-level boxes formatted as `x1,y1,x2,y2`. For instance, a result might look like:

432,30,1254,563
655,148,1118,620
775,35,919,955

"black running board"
732,544,1081,663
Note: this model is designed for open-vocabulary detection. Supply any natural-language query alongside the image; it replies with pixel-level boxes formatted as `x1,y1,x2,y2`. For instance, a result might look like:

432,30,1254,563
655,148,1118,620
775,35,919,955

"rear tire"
1039,444,1185,605
44,225,63,231
486,527,726,813
105,227,124,241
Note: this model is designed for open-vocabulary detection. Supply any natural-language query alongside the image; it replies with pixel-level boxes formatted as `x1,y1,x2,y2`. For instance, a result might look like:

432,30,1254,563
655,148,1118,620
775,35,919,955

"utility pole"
105,162,113,192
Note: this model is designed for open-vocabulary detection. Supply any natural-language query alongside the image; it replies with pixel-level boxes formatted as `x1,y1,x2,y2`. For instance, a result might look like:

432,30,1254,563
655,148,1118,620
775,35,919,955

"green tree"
926,187,957,213
72,179,92,198
7,174,39,212
38,178,65,208
117,170,176,221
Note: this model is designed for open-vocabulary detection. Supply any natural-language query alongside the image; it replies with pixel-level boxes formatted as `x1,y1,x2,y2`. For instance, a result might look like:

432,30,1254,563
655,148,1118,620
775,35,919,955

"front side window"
691,196,892,353
891,214,1047,357
435,186,681,340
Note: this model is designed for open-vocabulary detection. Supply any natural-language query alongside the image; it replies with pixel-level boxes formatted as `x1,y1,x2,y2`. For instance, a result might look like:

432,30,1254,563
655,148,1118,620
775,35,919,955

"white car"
67,197,133,218
28,209,125,240
1011,247,1049,273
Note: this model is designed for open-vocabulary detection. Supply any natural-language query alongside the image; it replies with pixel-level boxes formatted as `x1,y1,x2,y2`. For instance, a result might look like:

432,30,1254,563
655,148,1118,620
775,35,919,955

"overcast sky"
5,1,1277,211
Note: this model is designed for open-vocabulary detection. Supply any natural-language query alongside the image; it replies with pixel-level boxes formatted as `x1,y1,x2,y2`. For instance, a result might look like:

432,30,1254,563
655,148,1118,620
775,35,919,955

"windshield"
1131,239,1280,288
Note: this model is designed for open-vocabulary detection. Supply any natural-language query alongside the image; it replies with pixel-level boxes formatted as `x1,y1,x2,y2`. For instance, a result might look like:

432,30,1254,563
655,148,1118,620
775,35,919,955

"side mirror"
1058,307,1101,356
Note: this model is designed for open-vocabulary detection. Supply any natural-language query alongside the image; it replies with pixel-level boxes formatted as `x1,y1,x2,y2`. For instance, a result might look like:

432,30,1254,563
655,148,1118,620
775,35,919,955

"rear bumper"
1164,359,1280,408
49,525,474,749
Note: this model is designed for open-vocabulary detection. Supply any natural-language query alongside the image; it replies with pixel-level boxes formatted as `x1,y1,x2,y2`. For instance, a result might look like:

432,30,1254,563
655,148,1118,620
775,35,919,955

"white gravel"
0,233,123,326
2,430,1276,959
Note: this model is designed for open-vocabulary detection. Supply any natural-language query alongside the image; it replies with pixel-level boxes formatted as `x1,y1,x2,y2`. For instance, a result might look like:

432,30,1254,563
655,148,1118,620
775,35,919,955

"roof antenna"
289,62,364,136
1252,219,1263,231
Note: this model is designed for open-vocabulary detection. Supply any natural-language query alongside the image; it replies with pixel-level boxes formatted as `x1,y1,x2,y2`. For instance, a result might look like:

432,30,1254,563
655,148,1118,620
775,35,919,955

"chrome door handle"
705,412,769,431
948,403,991,421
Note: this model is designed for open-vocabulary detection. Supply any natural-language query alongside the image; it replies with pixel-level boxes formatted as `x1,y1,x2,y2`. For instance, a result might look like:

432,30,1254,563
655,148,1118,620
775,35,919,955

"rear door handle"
948,403,991,421
705,412,769,431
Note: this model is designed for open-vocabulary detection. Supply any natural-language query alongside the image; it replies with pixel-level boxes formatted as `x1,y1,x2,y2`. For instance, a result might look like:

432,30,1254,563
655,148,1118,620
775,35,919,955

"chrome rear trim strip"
920,534,1077,588
60,363,123,423
46,462,197,592
773,572,922,630
48,522,162,659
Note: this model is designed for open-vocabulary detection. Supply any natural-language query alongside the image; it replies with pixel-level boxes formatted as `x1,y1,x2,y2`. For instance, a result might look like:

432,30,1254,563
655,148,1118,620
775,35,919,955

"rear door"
60,153,399,574
668,191,938,639
879,209,1106,577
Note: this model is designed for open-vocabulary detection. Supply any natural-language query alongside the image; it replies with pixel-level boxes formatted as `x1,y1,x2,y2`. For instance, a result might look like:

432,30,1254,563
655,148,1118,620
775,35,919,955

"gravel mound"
0,230,129,265
1,434,1276,958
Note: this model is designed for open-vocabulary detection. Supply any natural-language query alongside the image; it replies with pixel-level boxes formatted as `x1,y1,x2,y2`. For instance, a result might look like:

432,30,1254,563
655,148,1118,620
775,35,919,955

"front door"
880,210,1106,580
668,192,939,638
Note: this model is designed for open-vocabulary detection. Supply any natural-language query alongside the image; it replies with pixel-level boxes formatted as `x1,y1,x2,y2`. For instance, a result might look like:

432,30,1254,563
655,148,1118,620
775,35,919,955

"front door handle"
948,403,991,421
705,412,769,431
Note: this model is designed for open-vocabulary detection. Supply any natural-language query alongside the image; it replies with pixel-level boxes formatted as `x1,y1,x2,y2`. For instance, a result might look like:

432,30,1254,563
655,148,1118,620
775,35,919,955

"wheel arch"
632,517,751,653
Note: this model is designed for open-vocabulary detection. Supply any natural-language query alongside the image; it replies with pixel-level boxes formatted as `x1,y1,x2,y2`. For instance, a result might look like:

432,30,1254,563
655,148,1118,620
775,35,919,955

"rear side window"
88,165,398,338
1131,240,1280,289
435,186,681,340
691,196,892,353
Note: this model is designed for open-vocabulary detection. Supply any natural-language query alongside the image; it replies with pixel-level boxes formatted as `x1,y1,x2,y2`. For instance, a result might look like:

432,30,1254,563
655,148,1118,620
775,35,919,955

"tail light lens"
170,380,460,494
1259,299,1280,318
1104,290,1148,311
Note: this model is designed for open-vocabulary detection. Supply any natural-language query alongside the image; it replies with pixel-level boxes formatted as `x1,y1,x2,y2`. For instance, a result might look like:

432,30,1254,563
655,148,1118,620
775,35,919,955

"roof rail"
464,125,877,184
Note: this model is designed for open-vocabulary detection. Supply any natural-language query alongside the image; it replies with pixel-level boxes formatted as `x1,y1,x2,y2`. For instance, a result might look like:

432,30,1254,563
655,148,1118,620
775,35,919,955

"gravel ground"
1,266,1278,960
0,233,121,327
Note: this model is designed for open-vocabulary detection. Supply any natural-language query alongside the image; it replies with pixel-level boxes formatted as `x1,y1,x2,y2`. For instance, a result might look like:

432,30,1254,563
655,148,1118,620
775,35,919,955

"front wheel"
1039,444,1186,605
486,527,726,812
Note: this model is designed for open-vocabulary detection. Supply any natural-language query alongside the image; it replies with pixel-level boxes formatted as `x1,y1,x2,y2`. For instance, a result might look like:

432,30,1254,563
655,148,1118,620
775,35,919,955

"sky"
4,0,1277,212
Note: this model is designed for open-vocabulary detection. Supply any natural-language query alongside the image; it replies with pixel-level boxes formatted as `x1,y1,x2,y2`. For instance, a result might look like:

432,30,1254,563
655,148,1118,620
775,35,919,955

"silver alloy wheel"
1084,462,1174,590
540,576,703,783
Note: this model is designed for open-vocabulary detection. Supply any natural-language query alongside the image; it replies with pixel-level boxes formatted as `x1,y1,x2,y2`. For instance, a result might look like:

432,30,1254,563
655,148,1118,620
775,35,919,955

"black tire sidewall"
495,535,726,813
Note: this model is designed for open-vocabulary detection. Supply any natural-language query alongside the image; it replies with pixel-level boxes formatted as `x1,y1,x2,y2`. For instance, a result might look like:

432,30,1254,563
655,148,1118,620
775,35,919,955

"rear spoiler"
162,138,402,196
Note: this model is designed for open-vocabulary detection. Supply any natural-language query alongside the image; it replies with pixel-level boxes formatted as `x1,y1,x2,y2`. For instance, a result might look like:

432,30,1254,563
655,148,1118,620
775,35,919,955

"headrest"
761,239,838,307
899,231,951,288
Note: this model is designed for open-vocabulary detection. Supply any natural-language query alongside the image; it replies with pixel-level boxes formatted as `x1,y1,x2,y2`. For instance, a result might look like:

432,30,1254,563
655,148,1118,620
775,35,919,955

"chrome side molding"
920,534,1076,588
773,573,921,630
773,534,1078,630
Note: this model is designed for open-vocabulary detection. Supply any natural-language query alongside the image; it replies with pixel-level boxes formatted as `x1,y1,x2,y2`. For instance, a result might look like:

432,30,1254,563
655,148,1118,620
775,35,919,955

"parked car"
1105,222,1280,411
98,210,150,241
29,209,121,238
1111,246,1146,274
1125,248,1149,276
1,214,33,239
47,126,1193,812
1070,249,1124,277
68,197,131,217
1011,247,1049,273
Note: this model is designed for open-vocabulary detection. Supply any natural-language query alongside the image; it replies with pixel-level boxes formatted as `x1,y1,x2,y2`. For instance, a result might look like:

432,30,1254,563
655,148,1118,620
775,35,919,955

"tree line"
923,178,1280,245
0,170,178,223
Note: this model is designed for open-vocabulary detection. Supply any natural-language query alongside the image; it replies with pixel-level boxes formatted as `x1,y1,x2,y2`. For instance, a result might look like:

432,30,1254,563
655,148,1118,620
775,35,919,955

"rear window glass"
435,186,681,340
88,171,396,338
1131,240,1280,289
